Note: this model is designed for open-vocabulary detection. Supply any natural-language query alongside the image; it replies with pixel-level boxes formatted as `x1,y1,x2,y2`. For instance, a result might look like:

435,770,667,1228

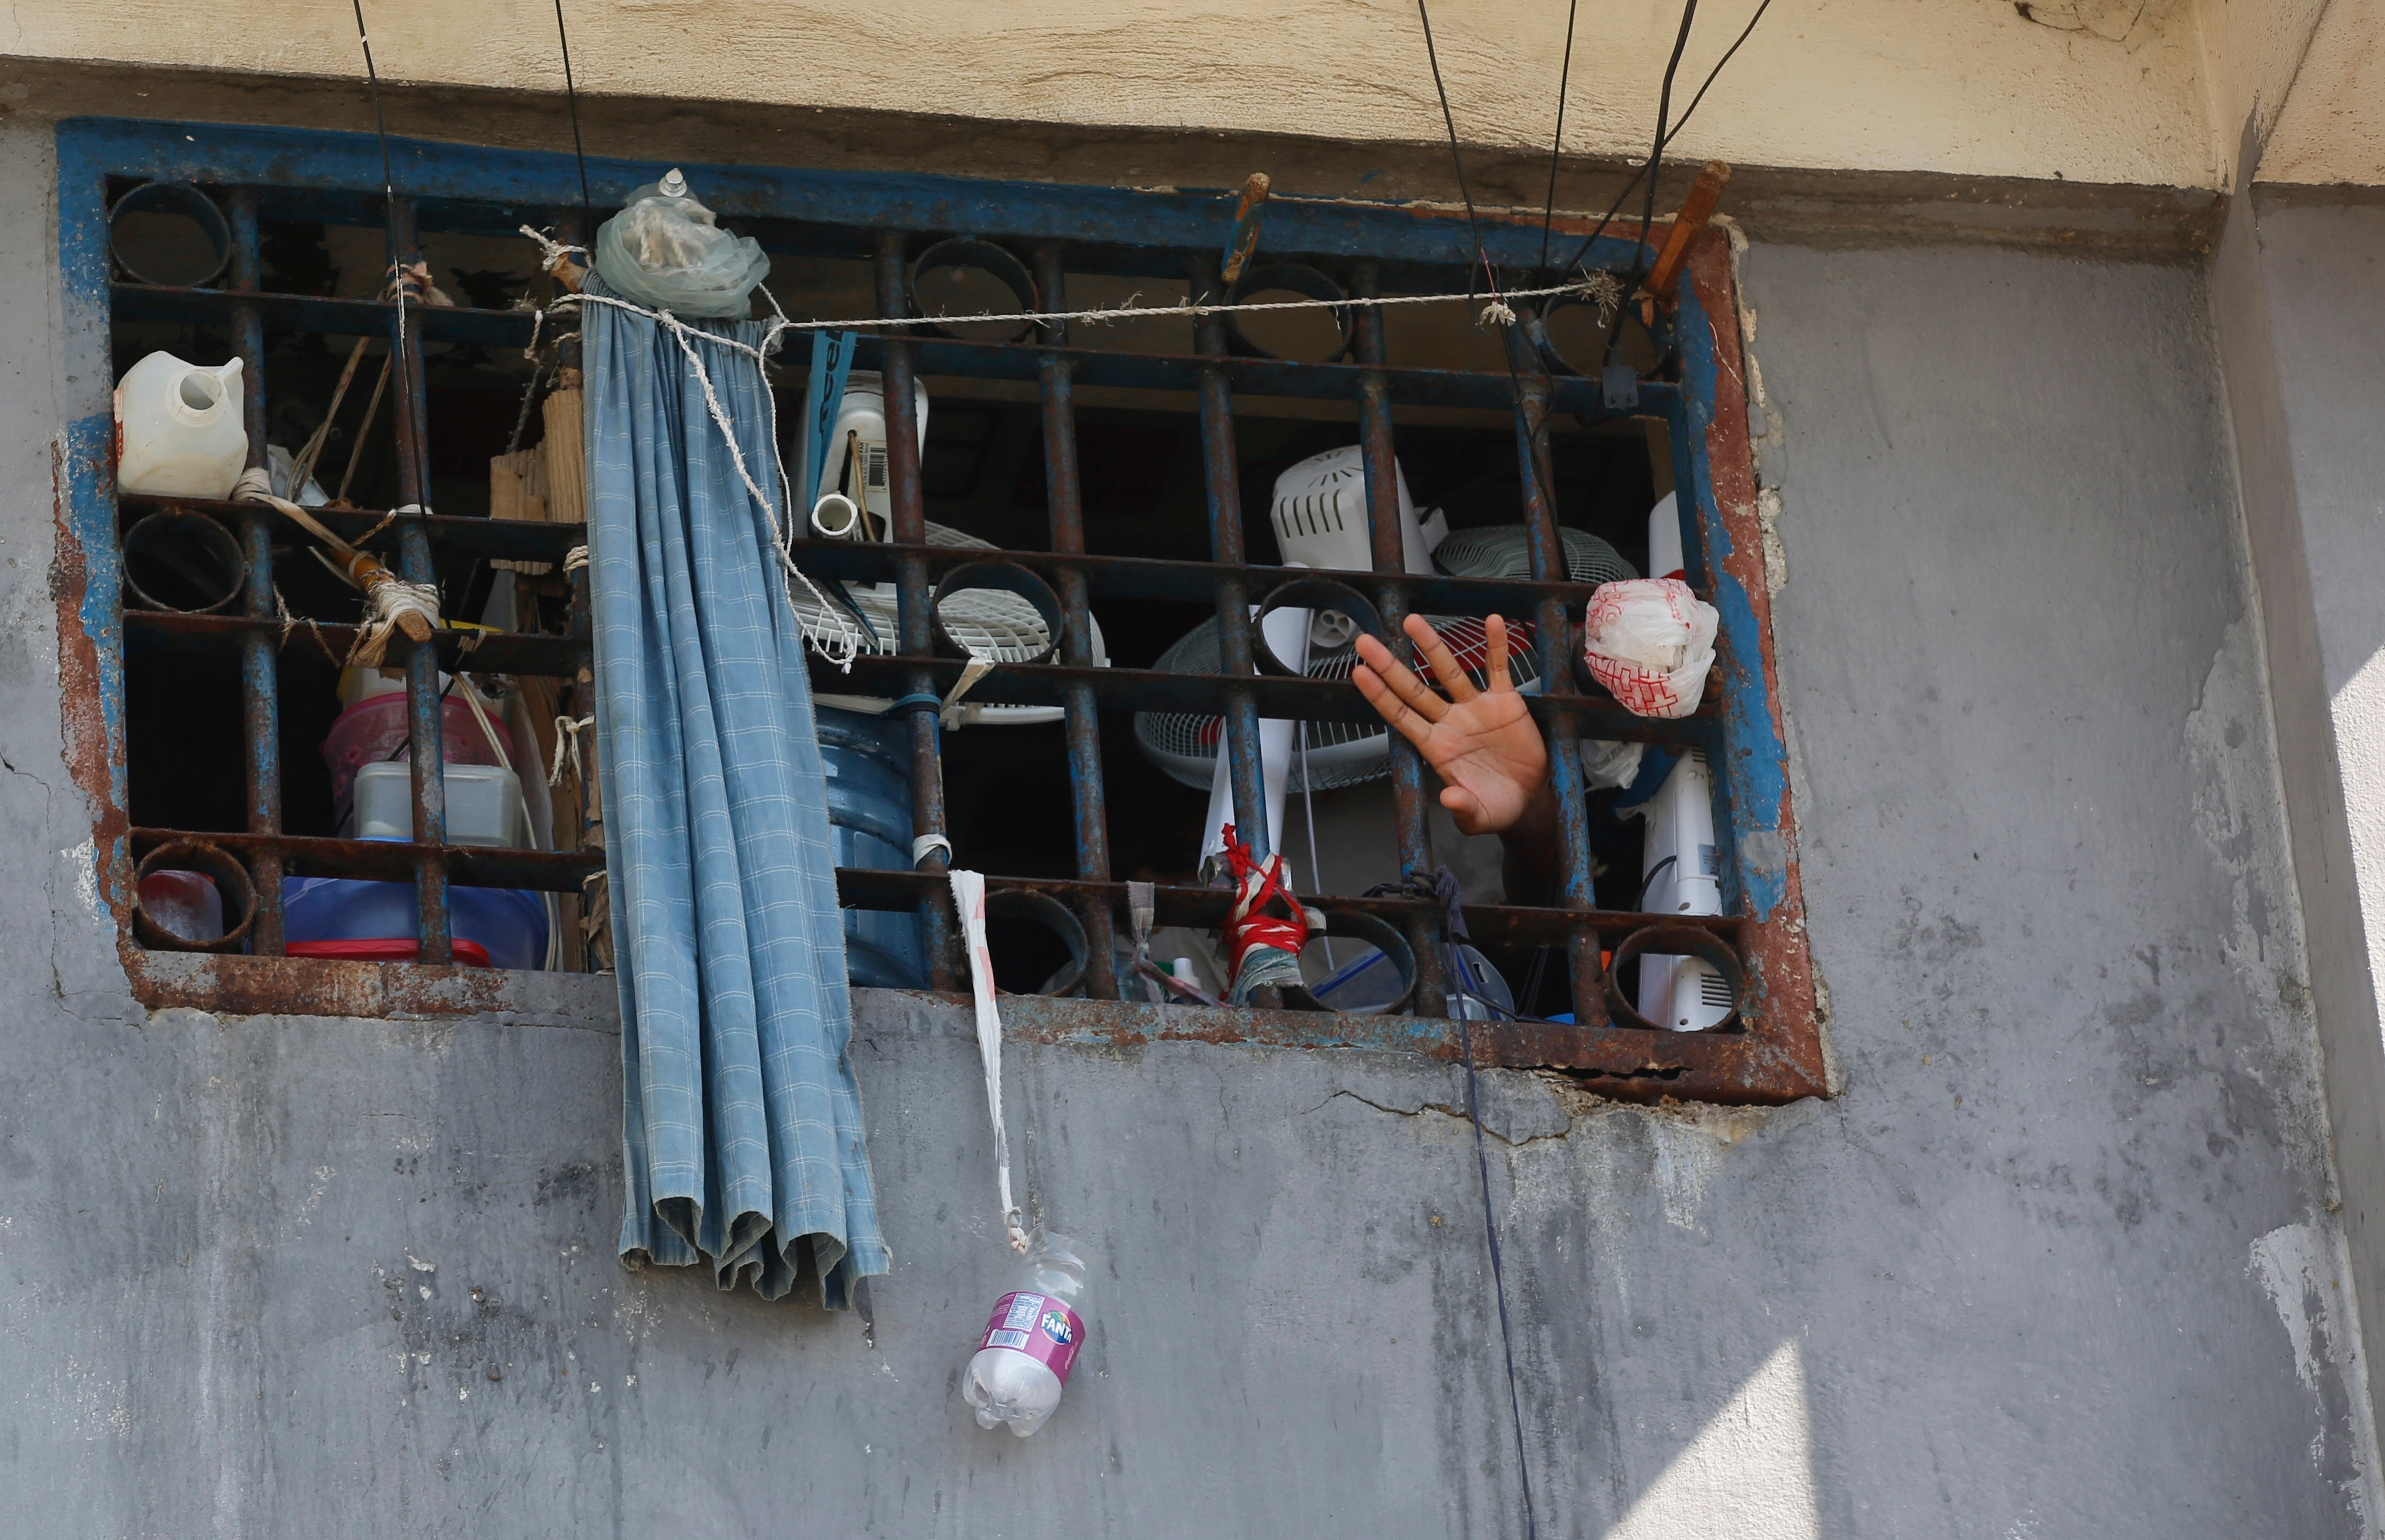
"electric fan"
803,521,1110,727
1429,523,1637,587
1132,499,1635,793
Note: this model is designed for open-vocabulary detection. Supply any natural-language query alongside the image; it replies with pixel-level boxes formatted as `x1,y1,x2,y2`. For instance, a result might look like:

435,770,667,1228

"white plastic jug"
812,371,928,538
115,351,247,498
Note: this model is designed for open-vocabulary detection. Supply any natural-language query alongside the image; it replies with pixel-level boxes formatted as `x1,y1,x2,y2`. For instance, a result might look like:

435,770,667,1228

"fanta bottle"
962,1231,1094,1437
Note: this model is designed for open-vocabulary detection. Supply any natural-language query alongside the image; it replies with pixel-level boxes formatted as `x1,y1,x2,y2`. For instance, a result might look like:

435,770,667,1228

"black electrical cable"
1637,852,1680,908
551,0,594,227
1595,0,1700,371
346,0,435,518
1668,0,1773,153
1454,1005,1540,1540
1537,0,1583,273
1553,0,1771,281
1414,0,1503,309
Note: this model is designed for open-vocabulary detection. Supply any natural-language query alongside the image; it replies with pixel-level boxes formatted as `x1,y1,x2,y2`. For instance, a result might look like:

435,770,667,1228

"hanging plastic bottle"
962,1230,1095,1437
115,350,247,498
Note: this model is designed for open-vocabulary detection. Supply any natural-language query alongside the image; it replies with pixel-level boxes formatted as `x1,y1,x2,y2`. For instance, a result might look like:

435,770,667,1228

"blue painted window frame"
55,115,1820,1101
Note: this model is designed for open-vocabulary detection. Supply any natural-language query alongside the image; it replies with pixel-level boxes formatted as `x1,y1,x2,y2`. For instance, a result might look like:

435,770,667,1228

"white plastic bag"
593,170,770,317
1580,737,1645,790
1582,577,1719,719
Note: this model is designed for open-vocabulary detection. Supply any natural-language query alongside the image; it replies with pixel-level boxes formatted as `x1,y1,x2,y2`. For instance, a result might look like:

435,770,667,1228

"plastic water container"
817,706,925,987
817,372,928,537
350,761,528,848
283,873,546,971
321,692,514,825
115,350,247,498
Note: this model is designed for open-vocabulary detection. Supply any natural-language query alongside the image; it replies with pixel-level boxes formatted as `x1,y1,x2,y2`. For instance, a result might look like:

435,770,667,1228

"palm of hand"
1352,613,1549,837
1409,683,1548,835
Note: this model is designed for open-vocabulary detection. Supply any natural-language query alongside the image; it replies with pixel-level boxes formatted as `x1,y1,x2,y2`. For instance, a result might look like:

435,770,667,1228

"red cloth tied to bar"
1219,824,1314,994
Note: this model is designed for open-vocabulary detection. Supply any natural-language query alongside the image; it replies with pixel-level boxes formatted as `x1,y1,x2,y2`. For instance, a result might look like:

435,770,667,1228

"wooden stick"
289,337,372,495
336,357,393,507
1218,172,1271,288
1644,160,1733,304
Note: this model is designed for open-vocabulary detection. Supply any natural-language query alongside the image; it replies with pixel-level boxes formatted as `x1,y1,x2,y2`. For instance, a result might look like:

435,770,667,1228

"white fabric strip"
949,869,1030,1253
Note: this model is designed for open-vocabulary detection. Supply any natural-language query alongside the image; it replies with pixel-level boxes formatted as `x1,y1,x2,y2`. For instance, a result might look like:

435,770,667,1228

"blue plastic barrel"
816,706,926,988
283,872,548,971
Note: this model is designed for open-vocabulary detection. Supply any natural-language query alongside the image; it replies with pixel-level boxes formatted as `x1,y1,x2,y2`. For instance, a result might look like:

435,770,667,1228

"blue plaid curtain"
582,276,890,1305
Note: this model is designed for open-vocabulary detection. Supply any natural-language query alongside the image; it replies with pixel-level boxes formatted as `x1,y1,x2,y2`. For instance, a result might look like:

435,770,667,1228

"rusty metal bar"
116,607,1702,743
117,493,581,562
120,608,588,678
1351,261,1448,1012
777,537,1637,619
387,197,450,964
822,863,1742,946
128,822,1743,956
132,826,599,892
875,229,959,991
387,200,430,513
222,187,285,955
1033,243,1119,1000
121,490,1653,615
1503,320,1605,1027
1187,255,1269,866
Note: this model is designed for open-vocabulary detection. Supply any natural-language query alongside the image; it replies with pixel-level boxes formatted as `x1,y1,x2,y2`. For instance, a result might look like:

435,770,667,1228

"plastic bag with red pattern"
1581,577,1720,719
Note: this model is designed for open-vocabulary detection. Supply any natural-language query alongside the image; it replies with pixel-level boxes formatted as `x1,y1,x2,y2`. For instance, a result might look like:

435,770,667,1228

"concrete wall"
5,102,2378,1534
0,0,2323,191
2257,0,2385,186
2210,179,2385,1492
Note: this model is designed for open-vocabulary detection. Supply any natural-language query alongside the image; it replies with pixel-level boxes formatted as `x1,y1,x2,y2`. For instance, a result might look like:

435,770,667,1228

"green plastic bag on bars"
593,169,771,318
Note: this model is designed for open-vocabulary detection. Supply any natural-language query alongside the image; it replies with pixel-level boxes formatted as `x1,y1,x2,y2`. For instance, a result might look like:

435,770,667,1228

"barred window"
61,117,1822,1104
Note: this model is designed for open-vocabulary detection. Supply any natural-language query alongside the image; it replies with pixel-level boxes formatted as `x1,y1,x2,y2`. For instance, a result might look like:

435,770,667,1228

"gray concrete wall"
0,104,2373,1535
2208,176,2385,1471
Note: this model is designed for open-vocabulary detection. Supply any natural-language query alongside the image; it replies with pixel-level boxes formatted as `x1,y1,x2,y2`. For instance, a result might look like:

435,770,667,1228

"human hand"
1352,613,1553,837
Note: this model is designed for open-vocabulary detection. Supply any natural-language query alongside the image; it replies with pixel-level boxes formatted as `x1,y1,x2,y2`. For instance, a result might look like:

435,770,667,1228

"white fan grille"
1430,524,1637,586
1132,615,1543,792
800,522,1106,725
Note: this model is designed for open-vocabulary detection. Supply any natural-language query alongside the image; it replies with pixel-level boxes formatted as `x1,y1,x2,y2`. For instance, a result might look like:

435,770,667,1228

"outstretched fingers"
1353,664,1440,751
1354,632,1448,723
1404,612,1480,702
1483,613,1513,695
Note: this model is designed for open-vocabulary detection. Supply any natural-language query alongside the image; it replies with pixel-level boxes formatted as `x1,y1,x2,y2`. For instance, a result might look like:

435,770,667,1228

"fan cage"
1133,614,1543,792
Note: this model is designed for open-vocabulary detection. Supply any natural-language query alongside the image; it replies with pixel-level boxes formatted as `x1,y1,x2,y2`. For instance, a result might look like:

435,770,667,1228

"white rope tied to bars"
546,282,865,669
231,467,440,668
949,868,1031,1253
562,544,590,575
521,223,1627,672
347,578,440,669
550,713,594,790
523,227,1618,335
